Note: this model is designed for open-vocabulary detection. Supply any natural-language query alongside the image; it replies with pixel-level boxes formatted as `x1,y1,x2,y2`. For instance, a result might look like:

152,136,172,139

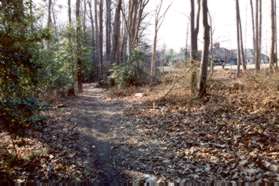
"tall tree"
112,0,122,64
98,0,104,79
150,0,172,82
106,0,112,63
198,0,210,97
252,0,262,72
120,0,150,58
47,0,53,49
235,0,246,77
190,0,201,61
82,0,87,41
250,0,256,51
47,0,52,29
76,0,83,92
270,0,277,72
68,0,76,94
88,0,96,80
94,0,100,79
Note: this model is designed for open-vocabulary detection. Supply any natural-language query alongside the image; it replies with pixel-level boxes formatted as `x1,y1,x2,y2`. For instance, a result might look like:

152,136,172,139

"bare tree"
106,0,112,63
190,0,201,61
112,0,122,64
82,0,87,40
98,0,104,79
250,0,256,51
76,0,83,92
198,0,210,97
88,0,97,80
252,0,262,72
190,0,201,95
68,0,76,94
47,0,52,29
150,0,172,82
235,0,246,77
185,17,190,61
120,0,150,57
47,0,53,49
94,0,100,78
270,0,277,72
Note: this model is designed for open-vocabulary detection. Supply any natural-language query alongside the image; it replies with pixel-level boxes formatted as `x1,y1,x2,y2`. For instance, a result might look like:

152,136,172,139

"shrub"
0,97,48,127
110,50,147,88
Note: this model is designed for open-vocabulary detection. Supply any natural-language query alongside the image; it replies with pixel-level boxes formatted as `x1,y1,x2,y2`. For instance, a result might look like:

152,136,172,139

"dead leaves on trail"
114,77,279,182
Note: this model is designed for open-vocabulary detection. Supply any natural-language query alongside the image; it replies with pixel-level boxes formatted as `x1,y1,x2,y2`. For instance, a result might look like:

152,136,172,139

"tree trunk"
99,0,104,79
255,0,262,72
68,0,76,94
76,0,83,92
250,0,256,52
82,0,87,41
112,0,122,64
235,0,246,77
106,0,112,63
88,0,97,80
190,0,201,61
47,0,52,29
151,24,158,83
270,0,277,72
47,0,52,49
198,0,210,98
94,0,100,78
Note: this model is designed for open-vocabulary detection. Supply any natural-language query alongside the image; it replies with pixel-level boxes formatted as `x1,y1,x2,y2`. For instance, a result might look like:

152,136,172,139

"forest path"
63,84,132,185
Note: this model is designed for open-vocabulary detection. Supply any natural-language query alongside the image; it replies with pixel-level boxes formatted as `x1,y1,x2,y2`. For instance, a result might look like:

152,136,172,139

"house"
211,43,233,65
211,43,269,65
244,49,269,64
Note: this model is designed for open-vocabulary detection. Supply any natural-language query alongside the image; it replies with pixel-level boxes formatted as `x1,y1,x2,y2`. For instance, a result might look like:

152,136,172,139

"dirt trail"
63,84,131,185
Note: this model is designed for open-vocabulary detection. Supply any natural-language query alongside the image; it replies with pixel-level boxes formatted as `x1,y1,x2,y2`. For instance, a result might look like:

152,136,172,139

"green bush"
0,97,48,126
110,50,146,88
0,1,49,126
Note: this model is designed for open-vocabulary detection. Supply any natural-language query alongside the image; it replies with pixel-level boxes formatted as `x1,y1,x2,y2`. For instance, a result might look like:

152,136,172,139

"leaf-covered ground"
2,72,279,183
111,72,279,182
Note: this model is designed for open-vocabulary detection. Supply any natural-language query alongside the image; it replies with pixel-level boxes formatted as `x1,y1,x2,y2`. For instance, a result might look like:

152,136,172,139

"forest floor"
2,70,279,184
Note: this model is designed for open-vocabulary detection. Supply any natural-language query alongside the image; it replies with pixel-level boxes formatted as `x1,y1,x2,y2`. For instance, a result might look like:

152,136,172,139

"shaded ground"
60,84,132,185
63,80,279,183
2,73,279,184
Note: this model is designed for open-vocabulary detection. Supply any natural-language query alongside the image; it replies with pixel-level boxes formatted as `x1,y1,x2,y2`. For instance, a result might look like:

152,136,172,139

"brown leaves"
112,74,279,181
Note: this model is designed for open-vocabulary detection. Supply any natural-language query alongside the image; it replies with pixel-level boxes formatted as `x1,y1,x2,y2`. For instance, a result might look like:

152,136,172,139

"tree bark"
82,0,87,41
235,0,246,77
94,0,100,78
198,0,210,97
270,0,277,72
250,0,256,52
150,0,172,83
151,21,158,82
88,0,97,80
112,0,122,64
68,0,76,94
255,0,262,72
98,0,104,79
76,0,83,92
106,0,112,63
190,0,201,61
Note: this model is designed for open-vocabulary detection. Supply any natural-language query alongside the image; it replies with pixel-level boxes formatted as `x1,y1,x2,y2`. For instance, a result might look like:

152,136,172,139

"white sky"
155,0,273,53
37,0,275,53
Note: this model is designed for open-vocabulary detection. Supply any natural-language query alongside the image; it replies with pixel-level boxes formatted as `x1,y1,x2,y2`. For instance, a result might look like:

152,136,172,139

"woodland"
1,0,279,184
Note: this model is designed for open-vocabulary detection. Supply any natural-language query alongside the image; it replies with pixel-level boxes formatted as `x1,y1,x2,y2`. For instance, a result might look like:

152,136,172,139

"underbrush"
121,70,279,181
0,97,48,130
131,69,279,113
